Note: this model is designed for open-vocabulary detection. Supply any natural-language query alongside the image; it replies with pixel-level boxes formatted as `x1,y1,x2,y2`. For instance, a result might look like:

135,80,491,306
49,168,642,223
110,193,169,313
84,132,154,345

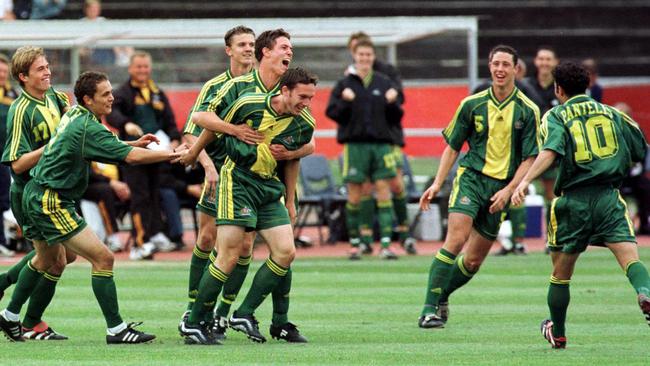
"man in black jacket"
107,51,181,260
327,39,403,260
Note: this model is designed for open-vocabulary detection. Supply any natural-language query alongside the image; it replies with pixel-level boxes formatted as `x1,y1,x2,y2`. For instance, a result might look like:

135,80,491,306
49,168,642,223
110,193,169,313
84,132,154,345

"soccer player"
326,39,403,260
181,29,313,343
179,67,317,345
0,71,179,343
180,25,257,338
0,46,76,340
418,45,540,328
511,62,650,349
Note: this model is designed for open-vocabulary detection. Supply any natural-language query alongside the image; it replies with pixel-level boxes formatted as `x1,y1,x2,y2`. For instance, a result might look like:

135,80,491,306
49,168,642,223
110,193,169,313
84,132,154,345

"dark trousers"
82,182,120,236
123,163,162,246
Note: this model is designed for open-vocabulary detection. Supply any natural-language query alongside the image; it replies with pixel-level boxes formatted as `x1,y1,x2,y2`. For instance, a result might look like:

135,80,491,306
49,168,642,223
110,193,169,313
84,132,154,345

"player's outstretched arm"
511,150,557,206
124,147,181,165
489,156,535,214
420,145,460,211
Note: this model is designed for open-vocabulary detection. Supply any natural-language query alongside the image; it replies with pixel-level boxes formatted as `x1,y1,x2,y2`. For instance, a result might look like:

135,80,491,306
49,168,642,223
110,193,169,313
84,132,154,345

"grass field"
1,248,649,365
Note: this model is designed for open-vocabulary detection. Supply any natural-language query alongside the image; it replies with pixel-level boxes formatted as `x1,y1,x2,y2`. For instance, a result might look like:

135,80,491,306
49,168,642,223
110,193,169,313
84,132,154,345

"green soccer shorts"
21,181,86,245
547,186,635,253
508,204,527,239
216,164,290,231
342,142,397,184
9,184,25,228
448,167,508,241
196,177,218,218
391,145,404,170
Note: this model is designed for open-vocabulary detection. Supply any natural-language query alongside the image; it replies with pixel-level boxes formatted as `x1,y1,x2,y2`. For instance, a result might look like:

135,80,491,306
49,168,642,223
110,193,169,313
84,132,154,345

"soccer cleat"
402,237,418,255
379,248,398,260
360,243,373,255
151,232,175,252
23,321,68,340
229,312,266,343
212,316,228,341
270,322,308,343
180,320,221,345
638,293,650,327
514,243,527,255
349,249,361,261
129,242,155,261
540,319,566,349
0,312,24,342
437,301,449,323
178,310,190,335
418,313,445,329
106,322,156,344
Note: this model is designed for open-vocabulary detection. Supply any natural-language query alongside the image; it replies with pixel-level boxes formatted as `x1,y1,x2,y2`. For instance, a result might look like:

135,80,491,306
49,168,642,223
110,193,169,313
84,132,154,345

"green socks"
7,261,42,315
359,196,375,246
547,278,570,338
188,264,228,325
625,260,650,297
91,270,123,328
440,255,476,303
236,258,288,316
0,250,36,293
23,272,60,329
215,256,251,318
346,202,361,246
377,200,394,248
421,248,456,316
272,268,292,326
187,245,211,311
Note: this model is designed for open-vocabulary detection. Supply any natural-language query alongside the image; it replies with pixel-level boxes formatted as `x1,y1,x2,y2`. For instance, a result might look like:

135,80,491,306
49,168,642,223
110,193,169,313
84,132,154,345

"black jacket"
106,78,181,142
326,71,403,144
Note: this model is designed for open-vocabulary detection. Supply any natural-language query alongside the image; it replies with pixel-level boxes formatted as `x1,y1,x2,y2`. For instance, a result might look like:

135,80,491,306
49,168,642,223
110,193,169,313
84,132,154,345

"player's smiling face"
128,55,152,85
85,80,114,118
353,45,375,74
489,51,516,89
266,36,293,75
227,33,255,68
22,56,51,95
283,83,315,116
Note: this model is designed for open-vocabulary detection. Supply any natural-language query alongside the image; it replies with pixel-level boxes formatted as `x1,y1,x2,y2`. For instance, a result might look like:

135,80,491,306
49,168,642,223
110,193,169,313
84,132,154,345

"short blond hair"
11,46,46,87
129,50,151,66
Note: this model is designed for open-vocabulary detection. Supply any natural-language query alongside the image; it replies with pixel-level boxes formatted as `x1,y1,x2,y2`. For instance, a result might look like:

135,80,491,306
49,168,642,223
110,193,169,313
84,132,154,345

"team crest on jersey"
282,136,295,145
459,196,471,205
372,89,381,96
474,116,484,133
240,207,252,217
514,120,523,129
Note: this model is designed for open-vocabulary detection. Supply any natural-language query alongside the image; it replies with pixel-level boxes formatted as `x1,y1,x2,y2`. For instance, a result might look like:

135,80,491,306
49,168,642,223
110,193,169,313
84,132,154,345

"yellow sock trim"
209,250,217,263
265,258,288,277
456,255,473,277
92,270,114,278
550,276,570,285
237,255,252,266
193,246,211,259
625,260,640,274
435,251,455,265
208,265,228,283
42,272,60,282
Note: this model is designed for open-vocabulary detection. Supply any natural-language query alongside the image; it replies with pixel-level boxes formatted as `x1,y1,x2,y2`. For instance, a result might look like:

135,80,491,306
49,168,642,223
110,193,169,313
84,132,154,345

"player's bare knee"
47,255,68,276
95,250,115,271
196,230,216,252
272,245,295,267
65,250,77,265
463,257,483,273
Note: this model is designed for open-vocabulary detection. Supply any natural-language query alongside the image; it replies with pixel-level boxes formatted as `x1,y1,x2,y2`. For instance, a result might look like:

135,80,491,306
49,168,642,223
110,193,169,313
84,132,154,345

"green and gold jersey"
32,105,133,201
183,69,238,168
540,94,647,196
218,93,315,179
0,82,19,150
2,87,69,188
196,69,280,168
443,86,540,180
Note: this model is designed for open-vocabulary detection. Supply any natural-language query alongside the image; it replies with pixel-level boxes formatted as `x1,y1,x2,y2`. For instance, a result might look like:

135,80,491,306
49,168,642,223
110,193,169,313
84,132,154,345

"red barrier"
167,84,650,158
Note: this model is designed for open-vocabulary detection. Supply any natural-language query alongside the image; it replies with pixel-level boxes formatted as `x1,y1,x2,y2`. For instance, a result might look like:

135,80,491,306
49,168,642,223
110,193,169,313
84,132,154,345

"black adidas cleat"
23,321,68,340
212,316,228,342
178,310,190,335
418,313,445,329
541,319,566,349
638,294,650,327
180,319,220,345
0,312,24,342
106,322,156,344
437,301,449,323
270,322,308,343
402,237,418,255
229,312,266,343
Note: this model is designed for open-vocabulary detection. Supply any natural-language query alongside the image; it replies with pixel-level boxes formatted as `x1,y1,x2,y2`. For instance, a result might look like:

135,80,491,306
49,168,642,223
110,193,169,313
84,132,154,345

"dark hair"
488,44,518,66
280,67,318,90
347,31,371,48
224,25,255,47
255,29,290,62
352,39,374,53
536,45,557,59
75,71,108,107
552,62,589,97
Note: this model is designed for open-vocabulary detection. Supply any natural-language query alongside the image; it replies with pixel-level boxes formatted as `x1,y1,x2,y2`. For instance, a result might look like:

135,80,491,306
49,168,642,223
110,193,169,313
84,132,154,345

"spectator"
1,0,15,20
80,0,133,67
582,58,603,102
327,39,403,260
30,0,66,19
106,50,181,259
0,53,17,256
158,162,202,250
526,45,559,115
82,162,130,252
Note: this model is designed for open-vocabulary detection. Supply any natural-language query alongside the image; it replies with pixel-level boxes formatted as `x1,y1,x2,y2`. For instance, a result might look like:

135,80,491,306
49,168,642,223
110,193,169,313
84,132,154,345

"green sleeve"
199,79,238,114
617,110,648,163
522,103,541,158
442,100,470,151
2,105,33,163
82,120,133,164
540,110,566,156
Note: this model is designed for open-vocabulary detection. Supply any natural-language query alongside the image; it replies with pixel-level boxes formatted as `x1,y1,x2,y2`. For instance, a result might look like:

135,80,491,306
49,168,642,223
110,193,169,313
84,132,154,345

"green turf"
1,248,649,365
